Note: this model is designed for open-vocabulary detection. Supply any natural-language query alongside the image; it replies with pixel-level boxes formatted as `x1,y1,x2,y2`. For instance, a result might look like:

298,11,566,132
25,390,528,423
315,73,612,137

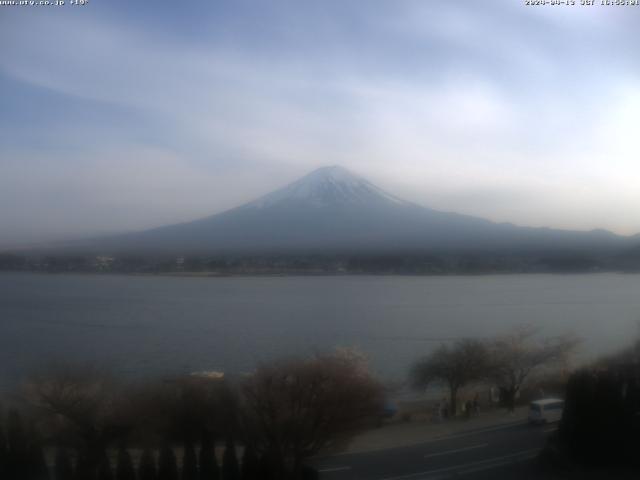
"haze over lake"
1,272,639,391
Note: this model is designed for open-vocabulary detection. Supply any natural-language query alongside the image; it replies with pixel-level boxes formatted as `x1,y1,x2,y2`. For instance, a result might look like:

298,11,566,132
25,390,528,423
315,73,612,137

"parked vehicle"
528,398,564,424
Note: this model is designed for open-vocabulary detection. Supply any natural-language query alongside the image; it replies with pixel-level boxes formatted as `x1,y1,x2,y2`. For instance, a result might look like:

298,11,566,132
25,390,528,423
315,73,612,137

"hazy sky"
2,0,640,247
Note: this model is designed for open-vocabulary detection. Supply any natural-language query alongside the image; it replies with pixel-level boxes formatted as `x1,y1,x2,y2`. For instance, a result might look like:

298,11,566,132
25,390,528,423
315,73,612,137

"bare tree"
240,351,383,480
488,326,579,412
145,374,231,443
412,339,490,416
22,365,134,471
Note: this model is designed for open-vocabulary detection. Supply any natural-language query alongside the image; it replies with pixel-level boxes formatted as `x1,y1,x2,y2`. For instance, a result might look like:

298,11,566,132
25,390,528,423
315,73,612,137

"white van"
528,398,564,424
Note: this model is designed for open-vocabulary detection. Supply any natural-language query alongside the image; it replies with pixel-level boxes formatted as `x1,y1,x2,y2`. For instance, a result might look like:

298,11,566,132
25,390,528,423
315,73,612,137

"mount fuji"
88,165,632,255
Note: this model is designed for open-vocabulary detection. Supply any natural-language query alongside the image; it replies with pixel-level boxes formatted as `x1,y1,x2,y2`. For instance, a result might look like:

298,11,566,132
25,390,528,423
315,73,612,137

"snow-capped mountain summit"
87,165,631,255
247,166,406,209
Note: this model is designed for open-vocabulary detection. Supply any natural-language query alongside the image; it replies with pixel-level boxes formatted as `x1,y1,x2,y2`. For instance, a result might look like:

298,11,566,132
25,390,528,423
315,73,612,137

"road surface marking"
318,466,351,473
456,448,540,476
413,420,528,445
438,420,527,441
424,443,488,459
379,448,540,480
322,419,527,458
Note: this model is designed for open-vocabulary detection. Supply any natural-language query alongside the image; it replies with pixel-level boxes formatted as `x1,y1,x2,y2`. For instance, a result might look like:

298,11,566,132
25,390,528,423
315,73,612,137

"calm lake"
1,272,639,390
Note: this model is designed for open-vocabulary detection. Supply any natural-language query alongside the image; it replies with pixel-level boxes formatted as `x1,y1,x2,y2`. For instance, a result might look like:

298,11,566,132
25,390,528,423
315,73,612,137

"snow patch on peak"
305,165,360,182
247,165,408,209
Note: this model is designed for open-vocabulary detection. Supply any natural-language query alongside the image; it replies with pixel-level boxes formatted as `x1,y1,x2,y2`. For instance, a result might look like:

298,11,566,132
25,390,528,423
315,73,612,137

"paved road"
314,421,557,480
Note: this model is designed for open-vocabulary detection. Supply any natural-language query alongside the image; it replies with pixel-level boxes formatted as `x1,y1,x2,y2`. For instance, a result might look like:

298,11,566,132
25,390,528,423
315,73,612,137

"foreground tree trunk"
449,384,459,417
506,387,517,413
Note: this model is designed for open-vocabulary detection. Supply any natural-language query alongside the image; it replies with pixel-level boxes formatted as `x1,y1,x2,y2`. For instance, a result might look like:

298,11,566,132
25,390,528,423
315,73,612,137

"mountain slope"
89,166,633,255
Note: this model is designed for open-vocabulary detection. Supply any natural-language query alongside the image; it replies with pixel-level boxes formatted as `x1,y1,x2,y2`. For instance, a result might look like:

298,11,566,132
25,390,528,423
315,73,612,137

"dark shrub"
0,417,7,480
115,447,135,480
198,431,219,480
138,449,157,480
75,449,96,480
240,444,258,480
182,441,197,480
558,365,640,466
54,448,74,480
221,440,239,480
158,445,178,480
6,409,30,480
97,451,113,480
27,432,50,480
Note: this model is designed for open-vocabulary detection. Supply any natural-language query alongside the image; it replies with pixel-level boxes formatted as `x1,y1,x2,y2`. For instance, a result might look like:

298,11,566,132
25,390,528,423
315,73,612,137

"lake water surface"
1,272,639,390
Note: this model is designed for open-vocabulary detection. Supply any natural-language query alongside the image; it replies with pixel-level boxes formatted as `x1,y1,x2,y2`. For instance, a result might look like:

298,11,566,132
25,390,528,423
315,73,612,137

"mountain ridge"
243,165,409,209
70,165,635,256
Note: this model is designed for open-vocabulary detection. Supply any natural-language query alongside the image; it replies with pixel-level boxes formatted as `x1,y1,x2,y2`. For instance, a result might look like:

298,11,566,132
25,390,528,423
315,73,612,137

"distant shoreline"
1,269,637,278
3,248,639,277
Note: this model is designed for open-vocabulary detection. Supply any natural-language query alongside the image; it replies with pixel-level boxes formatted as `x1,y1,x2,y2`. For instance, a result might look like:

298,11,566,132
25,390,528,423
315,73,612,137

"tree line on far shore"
1,251,629,276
